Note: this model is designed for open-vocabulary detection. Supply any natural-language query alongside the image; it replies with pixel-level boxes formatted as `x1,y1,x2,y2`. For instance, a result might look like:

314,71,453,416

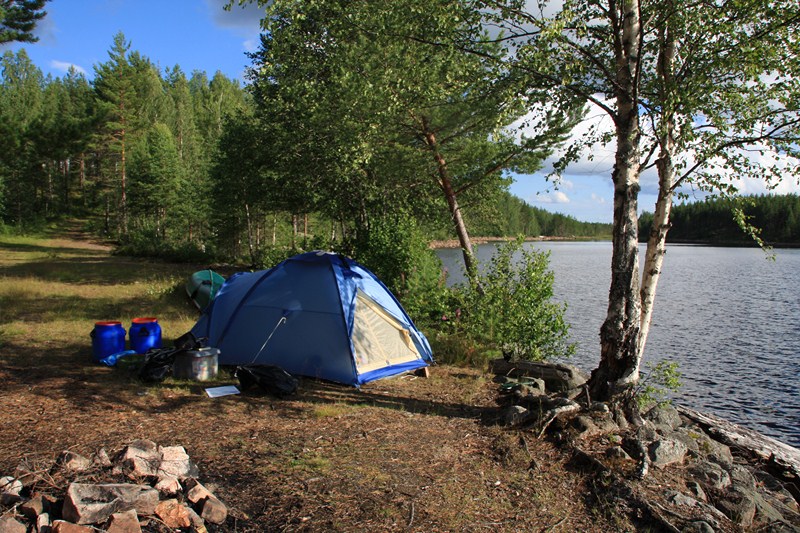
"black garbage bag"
138,332,207,383
236,365,298,398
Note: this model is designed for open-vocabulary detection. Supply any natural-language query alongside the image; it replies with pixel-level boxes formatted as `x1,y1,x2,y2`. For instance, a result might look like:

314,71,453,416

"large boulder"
489,359,588,392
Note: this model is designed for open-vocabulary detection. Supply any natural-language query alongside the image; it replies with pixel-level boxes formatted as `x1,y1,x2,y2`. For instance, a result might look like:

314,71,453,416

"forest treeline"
639,194,800,246
0,35,608,270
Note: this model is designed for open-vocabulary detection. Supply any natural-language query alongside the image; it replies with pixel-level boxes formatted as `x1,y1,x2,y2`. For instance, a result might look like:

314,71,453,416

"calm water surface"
436,242,800,447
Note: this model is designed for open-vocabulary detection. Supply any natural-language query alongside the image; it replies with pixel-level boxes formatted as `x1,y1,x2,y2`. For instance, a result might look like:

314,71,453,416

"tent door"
352,290,420,374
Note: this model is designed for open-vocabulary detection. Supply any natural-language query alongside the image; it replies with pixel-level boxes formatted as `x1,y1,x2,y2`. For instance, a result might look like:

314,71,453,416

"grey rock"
649,437,688,467
644,403,682,430
488,359,588,392
753,491,786,525
186,480,228,525
753,471,799,513
729,464,756,492
686,481,707,502
503,405,530,426
57,450,92,472
605,446,632,460
37,512,51,532
635,423,659,443
573,415,600,439
681,521,715,533
689,461,731,491
93,448,113,468
62,483,159,525
715,486,757,528
669,428,702,454
667,490,700,508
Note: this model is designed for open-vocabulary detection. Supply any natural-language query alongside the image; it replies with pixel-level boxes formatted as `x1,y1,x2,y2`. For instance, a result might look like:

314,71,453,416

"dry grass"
0,225,636,532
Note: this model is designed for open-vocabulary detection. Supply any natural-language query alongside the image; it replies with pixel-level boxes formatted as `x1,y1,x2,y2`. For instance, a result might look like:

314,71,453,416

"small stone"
57,451,92,473
187,507,208,533
186,480,227,525
690,461,731,491
685,481,706,502
681,521,715,533
93,448,113,468
154,476,182,496
51,521,95,533
648,438,687,467
37,512,51,532
199,496,228,525
106,509,142,533
729,464,756,491
20,493,59,520
0,516,27,533
155,499,192,529
0,476,22,495
573,415,600,439
0,476,23,505
644,403,682,430
668,490,699,508
157,446,198,480
503,405,530,426
118,440,161,478
605,446,632,460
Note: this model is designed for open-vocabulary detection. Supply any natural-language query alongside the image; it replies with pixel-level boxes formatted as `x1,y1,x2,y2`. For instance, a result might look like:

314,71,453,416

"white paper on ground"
205,385,240,398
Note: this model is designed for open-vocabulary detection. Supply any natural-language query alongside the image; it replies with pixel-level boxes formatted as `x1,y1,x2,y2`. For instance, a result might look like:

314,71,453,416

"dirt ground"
0,226,738,532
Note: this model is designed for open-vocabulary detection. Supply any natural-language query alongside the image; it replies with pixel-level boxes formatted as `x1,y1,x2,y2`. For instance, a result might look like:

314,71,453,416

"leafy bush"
444,238,574,362
345,214,450,322
630,360,682,409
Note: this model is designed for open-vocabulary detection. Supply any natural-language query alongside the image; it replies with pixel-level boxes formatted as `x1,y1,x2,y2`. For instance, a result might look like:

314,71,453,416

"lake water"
436,242,800,448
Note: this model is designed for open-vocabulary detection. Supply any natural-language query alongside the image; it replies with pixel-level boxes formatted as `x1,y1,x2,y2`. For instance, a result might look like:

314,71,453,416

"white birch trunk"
590,0,643,400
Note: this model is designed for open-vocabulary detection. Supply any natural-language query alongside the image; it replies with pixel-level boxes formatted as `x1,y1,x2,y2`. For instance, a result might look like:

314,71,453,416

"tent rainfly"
190,251,433,386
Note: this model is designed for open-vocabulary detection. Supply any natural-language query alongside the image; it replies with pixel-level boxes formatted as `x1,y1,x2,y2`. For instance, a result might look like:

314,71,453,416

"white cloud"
243,38,259,53
536,191,571,204
590,193,606,205
50,60,87,75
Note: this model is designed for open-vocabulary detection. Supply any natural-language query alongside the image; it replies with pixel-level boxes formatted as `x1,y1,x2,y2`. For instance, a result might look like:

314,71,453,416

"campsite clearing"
0,225,641,531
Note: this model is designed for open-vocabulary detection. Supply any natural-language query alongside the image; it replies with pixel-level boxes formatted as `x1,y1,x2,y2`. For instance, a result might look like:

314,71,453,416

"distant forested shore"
639,194,800,247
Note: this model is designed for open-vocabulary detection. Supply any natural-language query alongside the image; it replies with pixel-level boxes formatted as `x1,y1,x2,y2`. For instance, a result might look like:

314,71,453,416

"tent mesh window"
351,290,419,373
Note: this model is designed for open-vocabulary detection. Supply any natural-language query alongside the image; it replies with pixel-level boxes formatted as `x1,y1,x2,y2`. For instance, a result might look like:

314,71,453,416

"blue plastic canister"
91,321,126,362
130,317,163,354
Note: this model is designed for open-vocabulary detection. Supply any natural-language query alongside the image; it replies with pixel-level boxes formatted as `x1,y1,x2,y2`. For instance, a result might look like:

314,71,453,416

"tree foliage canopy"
0,0,48,44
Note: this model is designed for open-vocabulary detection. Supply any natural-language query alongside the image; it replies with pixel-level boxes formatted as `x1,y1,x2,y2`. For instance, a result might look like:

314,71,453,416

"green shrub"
446,238,574,362
344,214,450,322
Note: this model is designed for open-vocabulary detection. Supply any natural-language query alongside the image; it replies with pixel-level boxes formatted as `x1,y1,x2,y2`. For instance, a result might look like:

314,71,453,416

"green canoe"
186,269,225,311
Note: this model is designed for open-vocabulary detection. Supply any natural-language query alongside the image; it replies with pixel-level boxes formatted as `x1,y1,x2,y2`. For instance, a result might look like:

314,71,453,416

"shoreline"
428,235,603,249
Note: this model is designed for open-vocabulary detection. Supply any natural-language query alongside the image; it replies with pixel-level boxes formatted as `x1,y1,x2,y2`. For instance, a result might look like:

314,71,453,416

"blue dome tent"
191,251,433,386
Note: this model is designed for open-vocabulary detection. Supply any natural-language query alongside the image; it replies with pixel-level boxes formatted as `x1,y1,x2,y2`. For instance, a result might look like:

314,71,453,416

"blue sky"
5,1,792,224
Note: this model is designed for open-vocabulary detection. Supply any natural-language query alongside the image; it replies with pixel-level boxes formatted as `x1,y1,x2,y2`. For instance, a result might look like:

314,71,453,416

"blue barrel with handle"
91,321,126,362
130,317,163,354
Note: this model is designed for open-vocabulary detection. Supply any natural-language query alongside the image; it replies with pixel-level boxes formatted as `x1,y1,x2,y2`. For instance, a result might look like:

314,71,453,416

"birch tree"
473,0,800,400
